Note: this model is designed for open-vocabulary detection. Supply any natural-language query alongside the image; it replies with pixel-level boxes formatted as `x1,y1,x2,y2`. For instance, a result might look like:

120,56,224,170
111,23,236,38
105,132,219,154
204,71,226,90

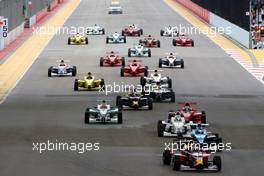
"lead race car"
68,33,88,45
85,100,122,124
177,102,206,123
139,35,160,48
106,32,126,43
116,91,153,110
100,51,125,67
48,60,77,77
159,53,184,68
120,60,148,77
74,72,105,91
157,111,191,137
162,144,221,172
160,26,179,37
86,24,105,35
140,70,172,88
122,24,143,36
108,1,123,14
128,44,151,57
172,34,194,47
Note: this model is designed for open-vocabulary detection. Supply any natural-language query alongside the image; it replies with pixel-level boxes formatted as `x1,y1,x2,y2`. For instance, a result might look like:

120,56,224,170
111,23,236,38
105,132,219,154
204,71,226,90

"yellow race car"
68,33,88,45
74,72,105,91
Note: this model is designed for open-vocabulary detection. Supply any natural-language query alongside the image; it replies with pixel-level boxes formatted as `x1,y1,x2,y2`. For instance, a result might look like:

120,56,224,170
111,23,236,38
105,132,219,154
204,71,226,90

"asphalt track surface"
0,0,264,175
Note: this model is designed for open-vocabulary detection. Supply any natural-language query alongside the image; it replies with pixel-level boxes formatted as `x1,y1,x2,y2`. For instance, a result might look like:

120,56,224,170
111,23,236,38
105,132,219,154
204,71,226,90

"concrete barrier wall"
210,12,249,48
175,0,250,48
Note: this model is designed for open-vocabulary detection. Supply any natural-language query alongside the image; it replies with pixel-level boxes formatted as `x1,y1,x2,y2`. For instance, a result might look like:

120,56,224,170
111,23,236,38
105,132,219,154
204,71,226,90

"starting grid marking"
225,49,264,82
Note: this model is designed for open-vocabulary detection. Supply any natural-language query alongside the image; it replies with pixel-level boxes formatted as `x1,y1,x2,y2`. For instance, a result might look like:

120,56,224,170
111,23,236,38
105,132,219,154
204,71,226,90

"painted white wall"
210,12,249,48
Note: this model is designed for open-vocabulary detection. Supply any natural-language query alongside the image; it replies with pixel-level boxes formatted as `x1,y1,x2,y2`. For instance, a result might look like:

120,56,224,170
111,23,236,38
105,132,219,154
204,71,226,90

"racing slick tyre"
124,36,127,43
102,29,105,35
100,57,104,67
173,155,181,171
100,79,105,90
140,29,143,35
117,112,123,124
170,91,175,102
120,67,124,77
213,156,222,172
140,77,146,87
68,38,71,45
106,37,109,44
121,30,125,36
148,98,153,110
157,40,161,48
144,66,148,76
116,96,122,107
180,59,184,69
168,78,172,88
201,111,206,123
191,41,194,47
85,110,90,124
74,79,79,91
172,39,176,46
85,37,88,44
121,57,125,66
160,30,164,36
159,58,163,68
128,48,132,57
157,120,165,137
163,150,171,165
48,67,52,77
72,66,77,76
148,49,151,57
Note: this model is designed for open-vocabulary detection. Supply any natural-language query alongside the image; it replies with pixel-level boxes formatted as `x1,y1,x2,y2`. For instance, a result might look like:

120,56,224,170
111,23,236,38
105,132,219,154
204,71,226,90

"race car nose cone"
195,159,203,167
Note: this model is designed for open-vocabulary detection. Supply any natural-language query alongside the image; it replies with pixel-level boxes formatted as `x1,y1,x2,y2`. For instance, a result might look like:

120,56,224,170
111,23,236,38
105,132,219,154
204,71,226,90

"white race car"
108,1,123,14
160,26,179,37
106,32,126,43
159,53,184,68
140,70,172,88
48,60,77,77
87,24,105,35
128,44,151,57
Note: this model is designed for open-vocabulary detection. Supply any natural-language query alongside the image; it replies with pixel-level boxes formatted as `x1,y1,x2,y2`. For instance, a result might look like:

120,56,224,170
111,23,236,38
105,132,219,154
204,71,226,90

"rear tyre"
106,37,109,44
100,57,104,67
118,112,123,124
68,38,71,45
85,110,90,124
120,67,124,77
160,30,164,36
100,79,105,90
72,66,77,76
148,99,153,110
170,91,175,102
213,156,221,172
157,40,161,47
172,39,176,46
168,78,172,88
48,67,52,77
116,96,122,107
191,41,194,47
148,49,151,57
140,77,146,87
102,29,105,35
144,66,148,76
124,36,126,43
157,120,165,137
180,59,184,69
85,38,88,44
140,29,143,35
159,58,162,68
163,150,171,165
74,79,79,91
201,111,206,123
121,57,125,66
128,48,131,57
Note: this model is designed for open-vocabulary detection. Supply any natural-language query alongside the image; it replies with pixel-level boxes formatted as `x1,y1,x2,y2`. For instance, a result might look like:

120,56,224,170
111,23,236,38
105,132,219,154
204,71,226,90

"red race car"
120,60,148,77
139,35,161,48
172,34,194,47
177,102,206,123
100,51,125,67
121,24,143,36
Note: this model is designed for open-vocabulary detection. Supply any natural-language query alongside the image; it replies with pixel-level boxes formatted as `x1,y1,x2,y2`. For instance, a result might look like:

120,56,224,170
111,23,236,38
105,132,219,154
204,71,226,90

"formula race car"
87,24,105,35
68,33,88,45
160,26,179,37
182,124,223,146
145,85,175,102
74,72,105,91
85,100,122,124
106,32,126,43
48,60,77,77
172,34,194,47
140,70,172,88
108,1,123,14
120,60,148,77
159,53,184,68
100,51,125,67
139,35,160,48
116,92,153,110
157,111,190,137
122,24,143,36
163,147,221,172
178,102,206,123
128,44,151,57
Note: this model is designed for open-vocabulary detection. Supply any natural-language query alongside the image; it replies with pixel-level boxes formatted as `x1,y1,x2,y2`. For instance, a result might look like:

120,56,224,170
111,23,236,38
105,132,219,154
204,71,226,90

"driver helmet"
153,70,159,76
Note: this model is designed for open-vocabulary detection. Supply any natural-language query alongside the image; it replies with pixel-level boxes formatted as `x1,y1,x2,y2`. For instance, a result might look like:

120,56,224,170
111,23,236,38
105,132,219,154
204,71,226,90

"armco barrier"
175,0,209,23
